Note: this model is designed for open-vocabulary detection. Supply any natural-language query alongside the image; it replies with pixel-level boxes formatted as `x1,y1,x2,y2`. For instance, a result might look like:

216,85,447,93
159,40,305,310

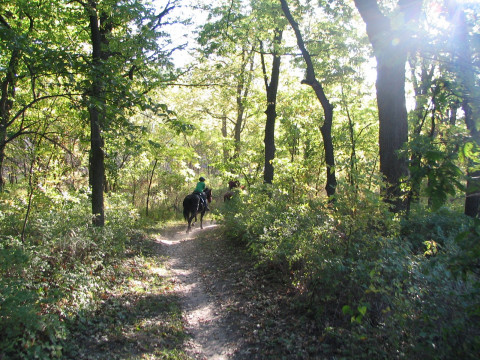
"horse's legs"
186,213,194,233
186,212,198,233
200,211,205,229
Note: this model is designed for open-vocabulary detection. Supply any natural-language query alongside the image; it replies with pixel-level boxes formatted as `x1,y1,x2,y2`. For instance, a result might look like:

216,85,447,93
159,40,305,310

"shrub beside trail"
219,185,480,359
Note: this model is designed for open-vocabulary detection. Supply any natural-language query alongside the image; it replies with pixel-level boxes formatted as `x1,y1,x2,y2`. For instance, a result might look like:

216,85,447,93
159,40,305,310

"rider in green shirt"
193,177,209,210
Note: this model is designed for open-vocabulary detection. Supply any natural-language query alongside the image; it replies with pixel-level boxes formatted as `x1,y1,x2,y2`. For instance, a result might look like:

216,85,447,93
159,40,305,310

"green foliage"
220,184,480,359
0,189,139,358
401,207,470,254
461,140,480,172
64,229,189,359
448,217,480,280
405,133,465,210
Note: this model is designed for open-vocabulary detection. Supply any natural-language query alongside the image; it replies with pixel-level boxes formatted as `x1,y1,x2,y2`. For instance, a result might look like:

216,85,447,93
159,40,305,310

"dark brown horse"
224,180,240,201
224,191,234,202
224,182,244,201
228,180,240,190
183,188,212,233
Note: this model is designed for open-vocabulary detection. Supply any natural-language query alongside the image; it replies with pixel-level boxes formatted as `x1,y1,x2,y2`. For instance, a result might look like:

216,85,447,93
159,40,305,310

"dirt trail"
155,222,318,360
156,223,247,359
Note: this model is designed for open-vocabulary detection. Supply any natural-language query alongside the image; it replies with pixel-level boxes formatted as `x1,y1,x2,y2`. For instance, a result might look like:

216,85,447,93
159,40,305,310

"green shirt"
194,181,206,193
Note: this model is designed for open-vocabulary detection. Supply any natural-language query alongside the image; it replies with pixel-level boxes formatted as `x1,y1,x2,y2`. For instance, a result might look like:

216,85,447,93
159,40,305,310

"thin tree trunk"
146,159,158,216
449,102,458,126
21,127,46,243
221,114,228,163
132,177,136,206
406,60,436,213
261,31,282,184
280,0,336,199
446,2,480,217
21,154,36,243
341,87,357,190
463,100,480,217
0,140,5,191
233,47,255,157
0,46,20,192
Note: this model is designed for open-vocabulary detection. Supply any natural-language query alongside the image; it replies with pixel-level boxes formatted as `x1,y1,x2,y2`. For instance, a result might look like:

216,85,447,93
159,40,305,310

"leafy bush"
0,189,139,358
219,184,480,359
401,207,470,254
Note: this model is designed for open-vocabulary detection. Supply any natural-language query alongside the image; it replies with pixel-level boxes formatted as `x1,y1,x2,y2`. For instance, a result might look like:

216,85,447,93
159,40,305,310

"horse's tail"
183,197,190,221
183,194,198,220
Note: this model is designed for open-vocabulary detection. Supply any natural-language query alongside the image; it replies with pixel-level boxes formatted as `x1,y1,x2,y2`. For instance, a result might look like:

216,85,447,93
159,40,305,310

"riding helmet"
199,176,205,181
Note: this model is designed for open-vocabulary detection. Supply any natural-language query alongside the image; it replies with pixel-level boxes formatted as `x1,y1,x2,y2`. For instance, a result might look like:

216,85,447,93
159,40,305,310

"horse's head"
204,187,213,203
228,180,240,190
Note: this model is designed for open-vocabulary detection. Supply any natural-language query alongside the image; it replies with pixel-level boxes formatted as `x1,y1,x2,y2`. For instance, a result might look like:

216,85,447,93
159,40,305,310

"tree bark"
446,2,480,217
463,101,480,217
341,87,357,190
261,31,282,184
406,60,436,213
280,0,336,199
146,159,158,216
354,0,422,211
233,47,255,157
0,45,20,191
221,114,228,163
88,4,106,226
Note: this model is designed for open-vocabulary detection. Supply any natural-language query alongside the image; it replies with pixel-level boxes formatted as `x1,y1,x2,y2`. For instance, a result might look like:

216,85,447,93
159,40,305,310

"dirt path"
157,223,240,359
66,221,320,359
155,223,320,360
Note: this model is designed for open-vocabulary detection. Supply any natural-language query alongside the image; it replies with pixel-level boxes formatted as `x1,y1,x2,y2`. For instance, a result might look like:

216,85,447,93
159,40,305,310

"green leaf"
342,305,352,315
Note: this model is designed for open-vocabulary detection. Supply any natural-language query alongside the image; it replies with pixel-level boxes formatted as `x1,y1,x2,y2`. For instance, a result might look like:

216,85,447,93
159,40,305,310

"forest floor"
68,221,322,359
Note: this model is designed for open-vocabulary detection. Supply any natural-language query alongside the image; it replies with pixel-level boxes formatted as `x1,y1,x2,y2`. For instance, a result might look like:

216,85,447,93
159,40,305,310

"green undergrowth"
219,184,480,359
0,189,189,359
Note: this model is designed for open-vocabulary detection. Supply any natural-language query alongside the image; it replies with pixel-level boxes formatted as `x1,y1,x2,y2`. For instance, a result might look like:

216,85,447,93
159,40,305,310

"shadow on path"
156,224,245,359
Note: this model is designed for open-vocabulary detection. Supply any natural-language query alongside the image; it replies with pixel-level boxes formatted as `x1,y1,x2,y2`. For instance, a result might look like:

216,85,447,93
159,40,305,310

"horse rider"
193,176,210,211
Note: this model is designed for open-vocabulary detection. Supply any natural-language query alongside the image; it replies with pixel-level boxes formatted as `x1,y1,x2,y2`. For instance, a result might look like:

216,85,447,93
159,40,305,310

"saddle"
191,191,205,209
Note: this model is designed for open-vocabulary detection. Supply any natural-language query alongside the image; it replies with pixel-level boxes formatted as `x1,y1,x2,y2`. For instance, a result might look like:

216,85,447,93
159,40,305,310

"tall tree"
234,46,255,158
196,0,256,162
74,0,177,225
445,0,480,217
261,30,283,184
0,9,23,191
0,1,75,191
86,1,108,226
354,0,422,211
280,0,337,199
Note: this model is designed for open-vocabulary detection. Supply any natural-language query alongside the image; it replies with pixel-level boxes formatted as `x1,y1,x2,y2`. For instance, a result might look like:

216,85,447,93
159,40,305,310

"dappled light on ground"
157,224,238,359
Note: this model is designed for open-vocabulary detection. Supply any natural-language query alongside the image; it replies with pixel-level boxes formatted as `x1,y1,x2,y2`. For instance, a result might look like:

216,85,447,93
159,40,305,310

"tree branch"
9,94,84,126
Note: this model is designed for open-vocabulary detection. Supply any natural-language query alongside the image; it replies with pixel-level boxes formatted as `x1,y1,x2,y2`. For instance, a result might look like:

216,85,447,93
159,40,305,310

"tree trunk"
354,0,422,211
406,60,436,213
0,137,6,192
262,31,282,184
146,159,158,216
446,2,480,217
221,114,228,163
341,89,357,190
0,47,20,192
317,95,336,198
88,6,106,226
280,0,336,199
233,47,255,157
376,54,409,205
463,101,480,217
